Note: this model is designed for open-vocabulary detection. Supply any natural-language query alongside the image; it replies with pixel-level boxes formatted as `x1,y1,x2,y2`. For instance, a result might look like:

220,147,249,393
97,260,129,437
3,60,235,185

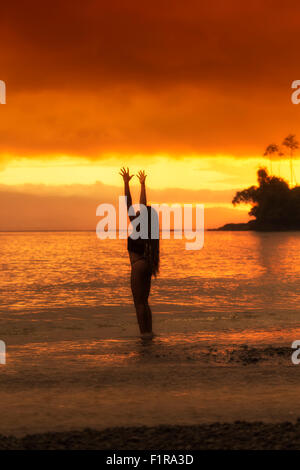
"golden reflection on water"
5,323,299,371
1,231,300,312
159,327,300,346
1,233,300,435
1,230,300,368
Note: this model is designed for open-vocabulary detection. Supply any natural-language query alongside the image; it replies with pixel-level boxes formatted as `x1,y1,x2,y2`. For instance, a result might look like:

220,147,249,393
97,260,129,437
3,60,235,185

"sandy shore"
1,421,300,450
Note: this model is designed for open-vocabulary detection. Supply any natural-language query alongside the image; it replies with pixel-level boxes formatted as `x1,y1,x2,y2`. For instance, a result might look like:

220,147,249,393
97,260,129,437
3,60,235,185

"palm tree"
282,134,299,186
277,149,284,177
263,144,279,175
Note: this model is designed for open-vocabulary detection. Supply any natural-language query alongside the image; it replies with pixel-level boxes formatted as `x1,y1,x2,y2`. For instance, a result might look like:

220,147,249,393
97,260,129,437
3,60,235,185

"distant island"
214,167,300,231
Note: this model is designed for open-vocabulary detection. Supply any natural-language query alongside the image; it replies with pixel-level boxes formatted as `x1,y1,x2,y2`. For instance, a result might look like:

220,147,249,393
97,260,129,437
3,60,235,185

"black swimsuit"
127,216,146,255
127,235,145,255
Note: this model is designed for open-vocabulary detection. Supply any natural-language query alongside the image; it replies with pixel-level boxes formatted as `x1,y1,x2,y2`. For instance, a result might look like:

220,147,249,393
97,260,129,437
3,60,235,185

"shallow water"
1,230,300,317
0,231,300,435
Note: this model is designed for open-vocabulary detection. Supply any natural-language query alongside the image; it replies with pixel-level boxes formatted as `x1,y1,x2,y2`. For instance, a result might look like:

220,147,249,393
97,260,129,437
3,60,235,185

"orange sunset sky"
1,0,300,230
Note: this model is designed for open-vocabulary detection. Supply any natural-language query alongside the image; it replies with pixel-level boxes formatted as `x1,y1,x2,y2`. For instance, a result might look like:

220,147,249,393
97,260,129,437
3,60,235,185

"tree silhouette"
232,167,300,230
282,134,299,186
277,149,284,177
263,144,279,175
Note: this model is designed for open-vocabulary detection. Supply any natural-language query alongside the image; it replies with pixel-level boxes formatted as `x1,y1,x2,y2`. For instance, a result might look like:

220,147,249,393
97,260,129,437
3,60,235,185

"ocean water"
0,231,300,435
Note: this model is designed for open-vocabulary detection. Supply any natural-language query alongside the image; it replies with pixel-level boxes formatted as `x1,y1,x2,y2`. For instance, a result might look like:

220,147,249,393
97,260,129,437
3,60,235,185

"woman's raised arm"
137,170,147,206
119,167,135,219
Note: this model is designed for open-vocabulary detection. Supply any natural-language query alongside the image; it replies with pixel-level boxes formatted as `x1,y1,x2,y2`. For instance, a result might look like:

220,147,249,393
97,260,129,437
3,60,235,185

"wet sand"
1,323,300,439
1,420,300,450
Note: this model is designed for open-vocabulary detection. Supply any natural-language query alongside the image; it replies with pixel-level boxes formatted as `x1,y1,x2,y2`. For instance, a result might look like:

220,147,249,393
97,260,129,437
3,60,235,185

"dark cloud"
1,0,300,158
1,0,300,91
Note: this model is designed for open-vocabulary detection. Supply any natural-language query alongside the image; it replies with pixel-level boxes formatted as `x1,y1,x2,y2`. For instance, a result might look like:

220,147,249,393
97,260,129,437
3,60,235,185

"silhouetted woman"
120,167,159,339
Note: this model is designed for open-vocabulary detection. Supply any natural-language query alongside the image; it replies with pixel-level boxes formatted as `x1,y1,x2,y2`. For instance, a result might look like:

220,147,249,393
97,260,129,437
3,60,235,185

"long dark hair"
144,206,159,277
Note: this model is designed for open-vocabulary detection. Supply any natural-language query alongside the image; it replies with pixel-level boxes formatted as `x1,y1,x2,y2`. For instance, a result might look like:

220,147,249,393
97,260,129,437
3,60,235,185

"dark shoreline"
1,421,300,450
210,222,300,231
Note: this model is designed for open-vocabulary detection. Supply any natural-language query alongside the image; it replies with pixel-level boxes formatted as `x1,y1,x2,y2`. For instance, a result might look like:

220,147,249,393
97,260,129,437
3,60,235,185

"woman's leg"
144,274,152,333
130,259,152,334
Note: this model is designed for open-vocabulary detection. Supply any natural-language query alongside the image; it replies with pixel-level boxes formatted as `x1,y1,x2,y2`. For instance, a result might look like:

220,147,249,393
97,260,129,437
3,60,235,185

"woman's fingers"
137,170,146,182
120,167,135,181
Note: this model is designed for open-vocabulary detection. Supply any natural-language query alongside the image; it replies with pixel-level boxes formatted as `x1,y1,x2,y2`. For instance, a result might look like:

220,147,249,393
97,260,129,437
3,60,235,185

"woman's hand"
137,170,147,184
119,167,134,183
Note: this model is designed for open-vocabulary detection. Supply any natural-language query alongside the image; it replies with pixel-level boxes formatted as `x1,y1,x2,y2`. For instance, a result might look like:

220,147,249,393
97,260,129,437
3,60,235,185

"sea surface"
0,231,300,435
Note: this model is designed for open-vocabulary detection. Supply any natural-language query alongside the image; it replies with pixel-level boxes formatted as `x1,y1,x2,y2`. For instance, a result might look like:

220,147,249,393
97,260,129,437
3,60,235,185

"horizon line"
0,228,212,233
